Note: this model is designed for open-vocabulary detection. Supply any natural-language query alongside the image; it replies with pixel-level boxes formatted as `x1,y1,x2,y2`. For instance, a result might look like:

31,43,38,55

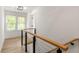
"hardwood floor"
1,38,25,53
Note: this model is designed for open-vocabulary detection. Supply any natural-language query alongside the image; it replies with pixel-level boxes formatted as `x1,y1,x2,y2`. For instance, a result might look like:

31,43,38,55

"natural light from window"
6,15,26,31
17,16,25,30
6,15,16,31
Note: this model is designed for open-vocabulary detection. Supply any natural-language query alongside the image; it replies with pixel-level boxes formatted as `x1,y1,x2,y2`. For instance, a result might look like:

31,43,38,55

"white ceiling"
4,6,39,13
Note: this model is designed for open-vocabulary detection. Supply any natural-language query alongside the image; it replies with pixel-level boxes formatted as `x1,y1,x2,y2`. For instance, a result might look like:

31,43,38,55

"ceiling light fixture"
17,6,23,11
17,6,27,11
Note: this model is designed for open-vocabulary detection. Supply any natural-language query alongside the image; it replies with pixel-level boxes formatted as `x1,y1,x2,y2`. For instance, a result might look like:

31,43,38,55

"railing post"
70,42,74,45
25,32,27,52
33,28,36,53
33,36,36,53
57,48,62,53
34,28,36,34
21,30,23,46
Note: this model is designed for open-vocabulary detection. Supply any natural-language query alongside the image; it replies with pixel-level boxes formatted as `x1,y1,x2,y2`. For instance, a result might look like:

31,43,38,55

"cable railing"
21,28,70,53
21,28,35,46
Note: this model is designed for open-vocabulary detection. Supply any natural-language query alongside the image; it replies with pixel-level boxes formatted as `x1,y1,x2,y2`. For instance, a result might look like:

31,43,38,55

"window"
6,15,16,31
6,15,26,31
17,16,25,30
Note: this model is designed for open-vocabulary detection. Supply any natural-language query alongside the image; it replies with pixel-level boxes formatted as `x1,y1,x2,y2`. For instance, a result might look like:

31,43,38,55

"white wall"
33,6,79,43
0,7,4,52
29,6,79,52
27,13,33,28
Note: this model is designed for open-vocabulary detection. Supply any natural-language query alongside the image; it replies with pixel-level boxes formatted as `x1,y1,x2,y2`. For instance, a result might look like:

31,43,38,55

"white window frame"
5,10,27,31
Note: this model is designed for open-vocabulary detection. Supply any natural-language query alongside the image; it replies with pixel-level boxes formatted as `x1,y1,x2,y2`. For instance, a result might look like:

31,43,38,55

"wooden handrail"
24,30,68,51
24,28,35,30
47,38,79,53
64,38,79,45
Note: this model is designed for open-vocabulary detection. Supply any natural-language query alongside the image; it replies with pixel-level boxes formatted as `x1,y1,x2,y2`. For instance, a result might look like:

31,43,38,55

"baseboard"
5,36,20,40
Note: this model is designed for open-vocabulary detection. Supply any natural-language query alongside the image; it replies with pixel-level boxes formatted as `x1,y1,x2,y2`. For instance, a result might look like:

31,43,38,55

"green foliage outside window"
6,15,25,31
6,15,16,31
